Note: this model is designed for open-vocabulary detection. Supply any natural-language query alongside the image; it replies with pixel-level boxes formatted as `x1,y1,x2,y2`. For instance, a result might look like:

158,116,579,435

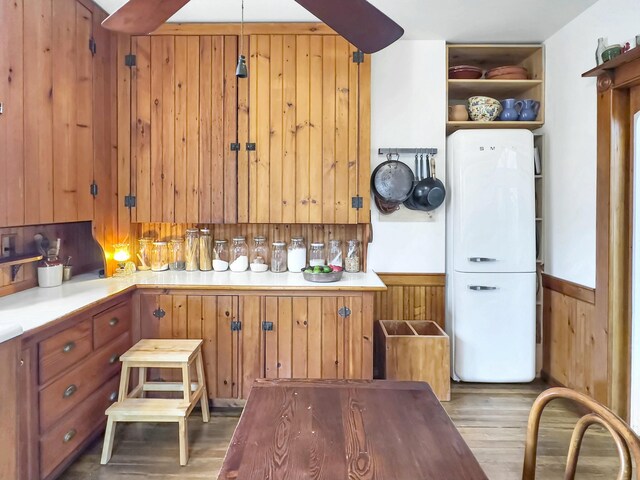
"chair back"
522,387,640,480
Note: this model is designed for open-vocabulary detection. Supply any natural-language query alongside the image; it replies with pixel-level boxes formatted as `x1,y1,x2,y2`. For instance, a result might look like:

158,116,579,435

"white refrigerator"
445,130,536,383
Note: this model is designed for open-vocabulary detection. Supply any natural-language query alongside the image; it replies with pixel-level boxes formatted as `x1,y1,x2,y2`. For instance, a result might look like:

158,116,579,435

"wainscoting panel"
374,274,445,328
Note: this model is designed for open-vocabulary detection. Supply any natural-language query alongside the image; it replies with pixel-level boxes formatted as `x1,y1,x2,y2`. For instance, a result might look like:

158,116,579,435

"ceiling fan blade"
295,0,403,54
101,0,190,35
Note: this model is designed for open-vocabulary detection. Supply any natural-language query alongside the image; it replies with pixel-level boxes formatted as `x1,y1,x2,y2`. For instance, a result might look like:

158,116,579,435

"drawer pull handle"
62,341,76,353
63,429,77,443
468,285,498,291
109,317,119,327
63,384,77,398
109,354,120,364
109,391,118,402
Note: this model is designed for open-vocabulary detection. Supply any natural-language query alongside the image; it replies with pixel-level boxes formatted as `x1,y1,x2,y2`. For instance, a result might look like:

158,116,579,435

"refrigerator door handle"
468,257,497,263
468,285,498,291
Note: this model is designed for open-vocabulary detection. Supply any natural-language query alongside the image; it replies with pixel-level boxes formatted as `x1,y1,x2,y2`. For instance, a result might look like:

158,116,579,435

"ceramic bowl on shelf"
448,65,483,79
467,96,503,122
601,45,621,62
485,65,529,80
302,270,343,283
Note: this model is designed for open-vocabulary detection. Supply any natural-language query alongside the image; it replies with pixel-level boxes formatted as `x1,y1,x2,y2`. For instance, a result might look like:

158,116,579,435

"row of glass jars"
137,234,361,273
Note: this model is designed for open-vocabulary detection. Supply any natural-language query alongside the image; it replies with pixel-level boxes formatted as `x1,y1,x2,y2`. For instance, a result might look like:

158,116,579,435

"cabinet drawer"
39,332,130,433
40,374,119,479
93,302,131,350
39,319,92,385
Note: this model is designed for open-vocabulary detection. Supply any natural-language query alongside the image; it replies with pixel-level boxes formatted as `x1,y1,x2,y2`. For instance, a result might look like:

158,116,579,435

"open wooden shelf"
582,46,640,77
448,79,543,99
0,253,43,282
447,120,544,134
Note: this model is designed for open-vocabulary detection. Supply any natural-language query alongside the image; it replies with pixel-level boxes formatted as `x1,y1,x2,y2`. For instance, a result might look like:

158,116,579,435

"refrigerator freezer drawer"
452,271,535,382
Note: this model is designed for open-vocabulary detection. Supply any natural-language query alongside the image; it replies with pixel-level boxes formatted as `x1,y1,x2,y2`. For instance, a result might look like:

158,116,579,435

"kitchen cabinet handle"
468,285,498,291
63,429,77,443
109,391,118,402
109,354,120,364
109,317,119,327
63,384,77,398
62,341,76,353
468,257,496,263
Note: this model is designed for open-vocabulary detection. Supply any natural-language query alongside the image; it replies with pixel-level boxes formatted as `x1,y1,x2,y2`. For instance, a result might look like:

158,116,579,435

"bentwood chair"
522,387,640,480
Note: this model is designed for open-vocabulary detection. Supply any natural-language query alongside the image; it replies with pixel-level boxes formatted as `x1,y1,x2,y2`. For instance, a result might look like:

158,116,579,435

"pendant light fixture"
235,0,247,78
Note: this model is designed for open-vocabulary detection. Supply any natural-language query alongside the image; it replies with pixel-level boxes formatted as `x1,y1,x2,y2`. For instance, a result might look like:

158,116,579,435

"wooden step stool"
100,339,210,466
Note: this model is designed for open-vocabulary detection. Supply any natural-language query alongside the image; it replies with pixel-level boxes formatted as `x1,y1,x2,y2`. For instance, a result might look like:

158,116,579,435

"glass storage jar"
230,236,249,272
345,239,361,273
287,237,306,273
309,242,326,266
327,239,343,268
137,238,153,271
151,241,169,271
271,242,287,273
213,240,229,271
199,228,213,271
250,236,270,272
169,238,186,271
184,228,199,271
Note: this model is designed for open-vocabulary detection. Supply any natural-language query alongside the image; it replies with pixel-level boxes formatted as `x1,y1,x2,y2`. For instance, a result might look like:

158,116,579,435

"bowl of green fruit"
302,265,343,283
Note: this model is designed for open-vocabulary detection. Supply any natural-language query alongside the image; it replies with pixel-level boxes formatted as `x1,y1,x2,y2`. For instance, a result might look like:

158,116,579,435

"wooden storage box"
376,320,450,401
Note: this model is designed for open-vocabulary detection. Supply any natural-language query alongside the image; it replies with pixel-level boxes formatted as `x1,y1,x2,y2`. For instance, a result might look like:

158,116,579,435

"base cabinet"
136,291,374,401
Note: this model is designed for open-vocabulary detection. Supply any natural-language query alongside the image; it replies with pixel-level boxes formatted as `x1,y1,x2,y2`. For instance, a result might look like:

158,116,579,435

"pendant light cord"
240,0,244,56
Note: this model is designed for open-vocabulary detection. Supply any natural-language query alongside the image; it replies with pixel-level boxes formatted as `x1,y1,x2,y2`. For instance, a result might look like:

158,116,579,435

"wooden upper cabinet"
240,34,371,224
130,35,239,224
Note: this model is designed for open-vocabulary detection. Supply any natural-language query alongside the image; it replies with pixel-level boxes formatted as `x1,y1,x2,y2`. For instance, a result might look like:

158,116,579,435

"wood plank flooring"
60,382,620,479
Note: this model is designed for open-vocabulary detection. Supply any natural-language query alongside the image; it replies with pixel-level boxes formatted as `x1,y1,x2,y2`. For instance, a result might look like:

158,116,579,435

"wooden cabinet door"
139,293,240,399
238,295,264,398
243,35,370,224
130,35,238,224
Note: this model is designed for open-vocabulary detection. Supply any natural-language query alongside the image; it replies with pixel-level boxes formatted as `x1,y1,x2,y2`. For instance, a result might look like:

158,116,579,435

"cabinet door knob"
62,341,76,353
109,317,119,327
109,391,118,402
109,354,120,364
63,429,77,443
153,308,166,318
63,384,77,398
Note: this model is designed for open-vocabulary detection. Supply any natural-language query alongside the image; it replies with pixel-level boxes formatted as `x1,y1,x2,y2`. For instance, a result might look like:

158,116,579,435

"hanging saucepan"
371,153,415,204
374,195,401,215
403,151,422,211
413,154,446,211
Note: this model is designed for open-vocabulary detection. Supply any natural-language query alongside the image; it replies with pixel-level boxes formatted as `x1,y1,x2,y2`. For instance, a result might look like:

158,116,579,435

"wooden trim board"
150,23,336,36
541,273,595,305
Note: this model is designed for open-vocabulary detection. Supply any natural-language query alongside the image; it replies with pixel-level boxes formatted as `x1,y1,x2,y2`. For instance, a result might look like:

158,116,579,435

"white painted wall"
541,0,640,288
367,40,447,273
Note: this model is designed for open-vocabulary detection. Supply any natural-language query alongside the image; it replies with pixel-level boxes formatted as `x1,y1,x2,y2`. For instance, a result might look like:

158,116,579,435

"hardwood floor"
60,382,619,479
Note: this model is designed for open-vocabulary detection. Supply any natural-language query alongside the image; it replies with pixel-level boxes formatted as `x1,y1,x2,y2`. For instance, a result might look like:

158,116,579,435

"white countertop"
0,269,385,341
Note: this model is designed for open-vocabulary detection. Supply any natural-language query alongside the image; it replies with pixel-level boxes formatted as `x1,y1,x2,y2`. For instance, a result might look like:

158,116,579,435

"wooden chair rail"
522,387,640,480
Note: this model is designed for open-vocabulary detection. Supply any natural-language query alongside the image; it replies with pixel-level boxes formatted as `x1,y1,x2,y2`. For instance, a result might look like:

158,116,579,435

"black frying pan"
403,152,422,211
371,153,415,204
412,154,446,211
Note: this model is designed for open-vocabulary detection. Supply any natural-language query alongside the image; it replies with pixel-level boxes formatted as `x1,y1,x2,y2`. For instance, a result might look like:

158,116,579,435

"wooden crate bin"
376,320,450,401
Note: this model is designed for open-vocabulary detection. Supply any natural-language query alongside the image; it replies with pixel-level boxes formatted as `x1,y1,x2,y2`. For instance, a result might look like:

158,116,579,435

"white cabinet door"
452,271,535,382
450,130,535,273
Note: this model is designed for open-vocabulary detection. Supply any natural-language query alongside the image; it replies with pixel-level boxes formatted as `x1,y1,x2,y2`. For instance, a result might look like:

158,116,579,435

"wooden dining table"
218,379,488,479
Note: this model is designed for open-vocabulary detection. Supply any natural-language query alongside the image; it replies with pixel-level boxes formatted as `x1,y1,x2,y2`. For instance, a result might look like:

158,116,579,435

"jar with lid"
169,238,186,271
230,236,249,272
137,238,153,271
199,228,212,271
250,236,270,272
185,228,199,271
271,242,287,273
345,239,361,273
151,241,169,271
309,242,326,267
213,240,229,271
327,239,343,268
287,237,306,272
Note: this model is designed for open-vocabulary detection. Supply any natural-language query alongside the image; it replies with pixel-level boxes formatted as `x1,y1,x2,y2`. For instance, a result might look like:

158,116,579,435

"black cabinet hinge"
124,195,136,209
246,143,256,151
262,321,274,331
352,50,365,63
351,196,363,209
89,37,97,56
230,143,240,151
90,182,98,197
231,320,242,331
124,54,136,67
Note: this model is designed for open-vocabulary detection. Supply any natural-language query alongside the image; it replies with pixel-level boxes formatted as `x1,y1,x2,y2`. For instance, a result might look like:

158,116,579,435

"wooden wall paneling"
201,295,217,400
148,36,164,222
152,22,336,36
343,295,364,379
282,35,297,224
255,35,271,223
198,36,214,223
185,37,200,224
295,35,311,224
216,295,238,398
291,297,309,378
307,297,323,378
0,0,24,228
237,35,250,223
223,36,238,223
117,34,133,233
309,36,324,223
269,35,284,223
334,37,350,224
161,36,175,223
239,295,263,399
210,36,224,223
277,297,293,378
173,36,188,224
248,35,259,223
264,296,278,378
321,296,339,378
322,36,336,224
133,36,151,222
347,40,359,225
23,0,53,225
357,53,372,222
